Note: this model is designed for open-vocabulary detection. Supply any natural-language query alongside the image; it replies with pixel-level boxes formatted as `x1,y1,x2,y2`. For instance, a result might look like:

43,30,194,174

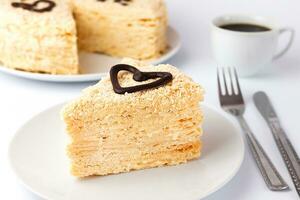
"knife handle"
237,116,289,191
269,119,300,196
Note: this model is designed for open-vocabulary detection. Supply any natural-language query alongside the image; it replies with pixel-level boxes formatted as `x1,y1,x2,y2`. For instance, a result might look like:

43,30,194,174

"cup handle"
273,28,295,60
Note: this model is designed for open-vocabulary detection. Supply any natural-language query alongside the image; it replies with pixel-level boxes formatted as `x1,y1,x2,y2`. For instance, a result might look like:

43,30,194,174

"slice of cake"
72,0,167,60
61,59,204,177
0,0,79,74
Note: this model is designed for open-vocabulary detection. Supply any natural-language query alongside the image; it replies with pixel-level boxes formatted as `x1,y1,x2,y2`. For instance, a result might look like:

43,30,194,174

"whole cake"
0,0,167,74
72,0,168,60
62,59,204,177
0,0,79,74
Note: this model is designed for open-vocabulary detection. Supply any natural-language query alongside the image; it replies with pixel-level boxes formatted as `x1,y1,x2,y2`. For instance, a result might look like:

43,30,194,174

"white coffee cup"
211,14,294,77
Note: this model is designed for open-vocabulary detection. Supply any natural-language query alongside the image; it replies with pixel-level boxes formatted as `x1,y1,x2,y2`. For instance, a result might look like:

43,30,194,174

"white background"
0,0,299,199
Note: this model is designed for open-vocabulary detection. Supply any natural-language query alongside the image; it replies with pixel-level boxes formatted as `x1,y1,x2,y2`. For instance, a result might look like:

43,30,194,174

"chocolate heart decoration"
11,0,56,13
110,64,173,94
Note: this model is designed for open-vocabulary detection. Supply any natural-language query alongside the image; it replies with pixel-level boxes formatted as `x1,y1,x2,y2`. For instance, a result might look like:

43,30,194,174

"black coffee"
219,23,271,32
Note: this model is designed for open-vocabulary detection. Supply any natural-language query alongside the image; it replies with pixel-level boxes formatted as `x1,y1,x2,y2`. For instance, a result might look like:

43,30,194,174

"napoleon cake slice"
0,0,78,74
72,0,167,60
62,59,204,177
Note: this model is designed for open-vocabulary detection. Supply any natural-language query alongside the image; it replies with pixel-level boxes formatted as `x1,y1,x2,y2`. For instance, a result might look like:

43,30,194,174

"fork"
217,68,289,191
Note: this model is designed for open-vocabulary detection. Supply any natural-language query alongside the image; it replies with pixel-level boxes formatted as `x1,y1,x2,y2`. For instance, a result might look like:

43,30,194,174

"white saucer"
9,104,244,200
0,27,181,83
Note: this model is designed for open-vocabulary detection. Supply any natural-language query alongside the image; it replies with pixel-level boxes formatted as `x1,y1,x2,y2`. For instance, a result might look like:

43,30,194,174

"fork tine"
217,68,223,97
228,68,235,95
233,68,242,95
222,68,229,95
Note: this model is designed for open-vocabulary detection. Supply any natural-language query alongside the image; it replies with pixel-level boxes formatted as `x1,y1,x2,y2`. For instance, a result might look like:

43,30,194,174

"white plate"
9,104,244,200
0,27,181,83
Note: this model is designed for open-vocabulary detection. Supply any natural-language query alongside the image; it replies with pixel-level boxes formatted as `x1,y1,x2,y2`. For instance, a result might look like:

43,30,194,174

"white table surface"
1,0,299,199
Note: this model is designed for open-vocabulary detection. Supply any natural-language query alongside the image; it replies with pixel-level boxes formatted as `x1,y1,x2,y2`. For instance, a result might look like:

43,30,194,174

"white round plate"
9,104,244,200
0,27,181,83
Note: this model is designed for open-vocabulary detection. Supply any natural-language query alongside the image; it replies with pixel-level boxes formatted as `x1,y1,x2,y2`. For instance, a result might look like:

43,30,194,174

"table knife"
254,91,300,197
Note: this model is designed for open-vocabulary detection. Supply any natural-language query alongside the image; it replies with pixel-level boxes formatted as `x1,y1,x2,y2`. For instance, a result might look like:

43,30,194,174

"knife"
254,91,300,197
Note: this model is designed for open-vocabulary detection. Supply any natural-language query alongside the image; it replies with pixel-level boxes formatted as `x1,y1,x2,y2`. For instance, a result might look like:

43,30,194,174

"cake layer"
69,129,202,163
71,141,201,177
64,103,202,138
0,0,79,74
72,0,167,60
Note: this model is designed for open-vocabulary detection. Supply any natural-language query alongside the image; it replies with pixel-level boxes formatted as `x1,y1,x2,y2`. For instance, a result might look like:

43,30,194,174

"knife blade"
254,91,300,197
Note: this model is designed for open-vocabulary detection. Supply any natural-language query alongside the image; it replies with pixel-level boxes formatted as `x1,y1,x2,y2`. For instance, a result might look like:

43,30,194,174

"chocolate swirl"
110,64,173,94
11,0,56,13
97,0,132,6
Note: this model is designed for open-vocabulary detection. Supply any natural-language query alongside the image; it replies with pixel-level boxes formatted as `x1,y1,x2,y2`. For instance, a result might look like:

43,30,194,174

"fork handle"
237,116,289,191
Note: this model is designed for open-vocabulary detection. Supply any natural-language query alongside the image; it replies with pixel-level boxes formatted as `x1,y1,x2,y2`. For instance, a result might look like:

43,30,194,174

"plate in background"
9,104,244,200
0,27,181,83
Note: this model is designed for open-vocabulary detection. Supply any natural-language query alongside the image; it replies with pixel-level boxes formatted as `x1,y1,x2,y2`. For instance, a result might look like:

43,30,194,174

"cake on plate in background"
61,58,204,177
0,0,79,74
0,0,168,75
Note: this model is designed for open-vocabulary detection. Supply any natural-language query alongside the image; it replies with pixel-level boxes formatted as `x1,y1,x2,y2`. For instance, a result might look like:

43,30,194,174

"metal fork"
217,68,289,191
